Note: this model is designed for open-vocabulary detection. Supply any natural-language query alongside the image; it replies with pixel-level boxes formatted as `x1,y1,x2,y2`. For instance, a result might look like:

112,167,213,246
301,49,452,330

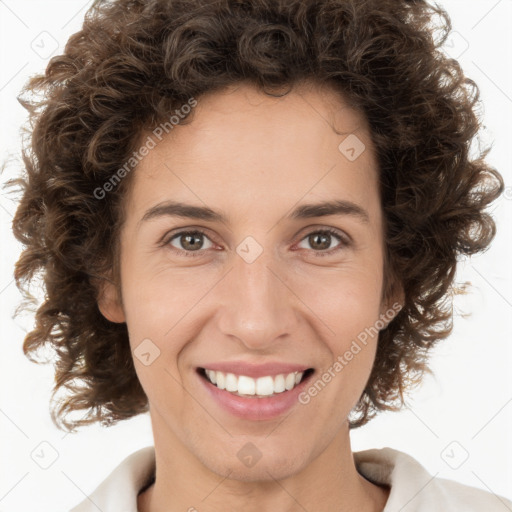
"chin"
192,436,313,482
206,453,308,482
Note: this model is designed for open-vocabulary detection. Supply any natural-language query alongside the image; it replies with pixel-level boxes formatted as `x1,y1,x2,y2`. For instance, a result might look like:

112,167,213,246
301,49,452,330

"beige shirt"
69,445,512,511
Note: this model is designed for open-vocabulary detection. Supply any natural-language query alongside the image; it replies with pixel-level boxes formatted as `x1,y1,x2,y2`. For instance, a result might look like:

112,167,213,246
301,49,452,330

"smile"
200,368,313,397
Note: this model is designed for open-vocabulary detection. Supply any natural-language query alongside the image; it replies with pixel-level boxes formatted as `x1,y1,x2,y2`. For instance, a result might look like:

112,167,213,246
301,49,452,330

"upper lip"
198,361,312,379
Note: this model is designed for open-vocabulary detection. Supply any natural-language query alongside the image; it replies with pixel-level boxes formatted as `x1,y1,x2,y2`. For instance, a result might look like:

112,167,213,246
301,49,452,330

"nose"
215,245,299,352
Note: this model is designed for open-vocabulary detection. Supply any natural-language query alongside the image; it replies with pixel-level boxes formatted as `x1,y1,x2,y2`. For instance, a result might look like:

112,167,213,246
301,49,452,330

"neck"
138,414,389,512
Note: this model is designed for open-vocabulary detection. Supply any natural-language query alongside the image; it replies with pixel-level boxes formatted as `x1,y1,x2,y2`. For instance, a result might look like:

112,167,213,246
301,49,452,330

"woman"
10,0,511,510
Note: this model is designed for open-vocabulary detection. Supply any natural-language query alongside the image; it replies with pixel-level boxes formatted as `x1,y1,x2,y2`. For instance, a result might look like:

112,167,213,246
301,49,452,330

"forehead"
125,81,380,223
157,81,371,162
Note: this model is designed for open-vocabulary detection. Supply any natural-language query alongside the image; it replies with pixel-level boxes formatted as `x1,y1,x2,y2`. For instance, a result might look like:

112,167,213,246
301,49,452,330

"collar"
70,445,510,511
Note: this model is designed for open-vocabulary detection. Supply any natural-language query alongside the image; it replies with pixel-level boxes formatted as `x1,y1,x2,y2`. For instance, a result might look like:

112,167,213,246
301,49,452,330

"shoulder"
354,447,512,511
69,446,156,512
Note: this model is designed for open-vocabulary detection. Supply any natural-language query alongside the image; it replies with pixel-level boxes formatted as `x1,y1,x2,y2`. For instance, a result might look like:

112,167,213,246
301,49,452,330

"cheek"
294,270,383,424
120,258,216,343
290,258,384,335
119,267,205,407
289,258,384,394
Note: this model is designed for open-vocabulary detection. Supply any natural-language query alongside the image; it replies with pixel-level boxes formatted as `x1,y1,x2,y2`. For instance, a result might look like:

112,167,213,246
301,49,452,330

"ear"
93,275,126,324
379,279,405,329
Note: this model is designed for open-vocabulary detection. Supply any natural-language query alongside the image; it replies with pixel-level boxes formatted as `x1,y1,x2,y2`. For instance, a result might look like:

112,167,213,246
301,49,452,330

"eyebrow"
139,199,369,226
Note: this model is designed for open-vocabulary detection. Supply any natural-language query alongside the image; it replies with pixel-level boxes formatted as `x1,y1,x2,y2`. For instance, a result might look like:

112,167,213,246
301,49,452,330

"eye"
295,228,349,256
162,227,350,258
165,230,214,257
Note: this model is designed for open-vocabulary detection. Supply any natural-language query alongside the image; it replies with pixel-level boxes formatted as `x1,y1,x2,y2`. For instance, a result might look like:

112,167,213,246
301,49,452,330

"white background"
0,1,511,511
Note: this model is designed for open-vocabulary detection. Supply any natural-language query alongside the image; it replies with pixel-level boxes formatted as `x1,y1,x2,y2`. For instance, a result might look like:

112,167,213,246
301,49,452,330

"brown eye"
167,230,214,255
307,232,333,250
296,228,349,255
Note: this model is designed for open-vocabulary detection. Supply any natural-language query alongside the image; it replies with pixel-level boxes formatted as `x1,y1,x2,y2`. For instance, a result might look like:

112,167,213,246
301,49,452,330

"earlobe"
94,276,126,324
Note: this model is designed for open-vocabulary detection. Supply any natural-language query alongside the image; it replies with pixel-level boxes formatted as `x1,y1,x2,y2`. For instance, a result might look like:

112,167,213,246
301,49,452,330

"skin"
99,81,400,512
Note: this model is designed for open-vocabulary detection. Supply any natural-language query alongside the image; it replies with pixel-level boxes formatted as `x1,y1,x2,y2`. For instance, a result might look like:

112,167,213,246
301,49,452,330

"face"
100,81,397,481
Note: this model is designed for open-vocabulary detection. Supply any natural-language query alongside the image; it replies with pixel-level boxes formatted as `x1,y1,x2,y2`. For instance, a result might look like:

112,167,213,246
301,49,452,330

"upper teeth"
204,369,305,397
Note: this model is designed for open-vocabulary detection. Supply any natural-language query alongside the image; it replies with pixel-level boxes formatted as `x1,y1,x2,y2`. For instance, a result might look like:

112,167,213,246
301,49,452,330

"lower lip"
198,370,313,421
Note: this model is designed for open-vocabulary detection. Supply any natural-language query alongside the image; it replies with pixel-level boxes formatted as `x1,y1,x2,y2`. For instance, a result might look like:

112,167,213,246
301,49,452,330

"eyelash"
161,227,350,258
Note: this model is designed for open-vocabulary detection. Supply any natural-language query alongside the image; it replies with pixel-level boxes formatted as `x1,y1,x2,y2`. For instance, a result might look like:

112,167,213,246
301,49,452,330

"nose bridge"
216,243,296,349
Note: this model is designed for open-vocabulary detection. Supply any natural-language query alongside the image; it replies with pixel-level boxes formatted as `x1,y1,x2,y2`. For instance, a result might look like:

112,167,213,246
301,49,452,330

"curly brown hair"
8,0,502,432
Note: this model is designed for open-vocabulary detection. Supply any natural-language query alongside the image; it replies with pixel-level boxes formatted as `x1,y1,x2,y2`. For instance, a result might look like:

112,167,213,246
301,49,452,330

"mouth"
197,367,315,398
